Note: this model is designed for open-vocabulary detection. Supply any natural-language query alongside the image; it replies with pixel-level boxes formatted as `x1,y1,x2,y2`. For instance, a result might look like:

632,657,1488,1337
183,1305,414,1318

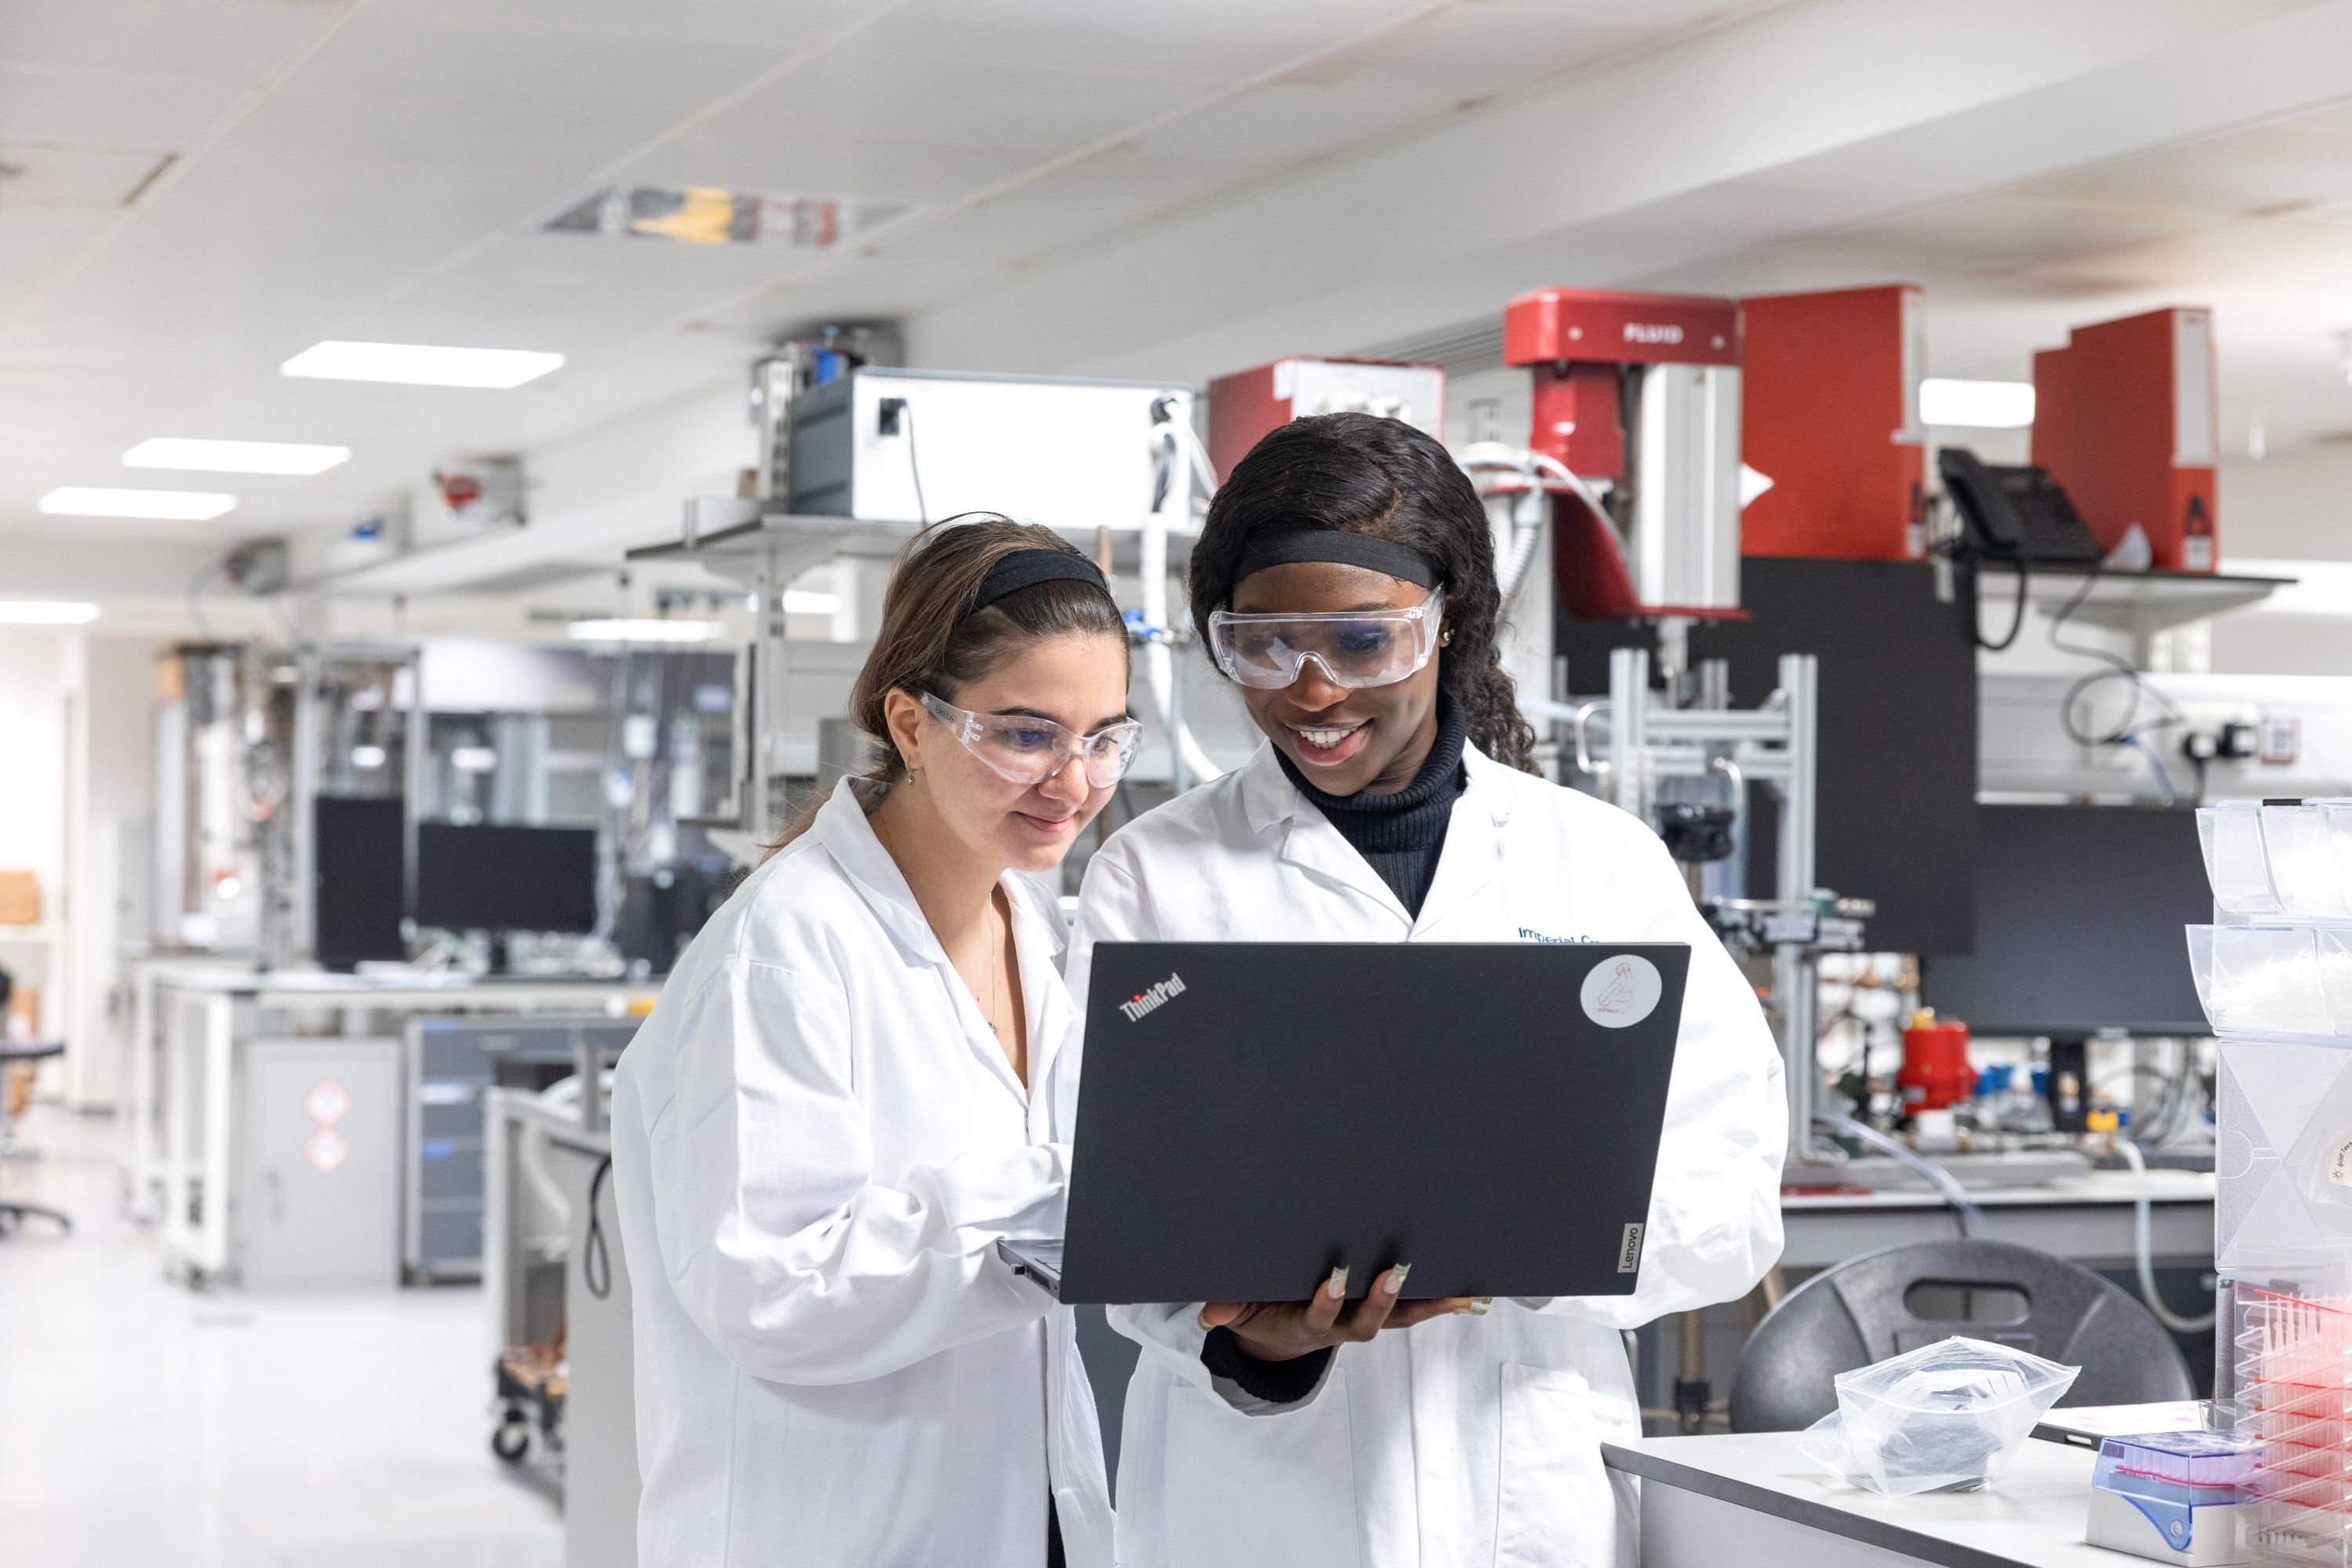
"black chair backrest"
1729,1237,2195,1432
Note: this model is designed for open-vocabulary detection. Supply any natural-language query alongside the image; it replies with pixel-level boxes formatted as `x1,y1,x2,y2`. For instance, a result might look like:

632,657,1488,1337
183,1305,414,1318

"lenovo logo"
1118,972,1188,1022
1623,321,1683,345
1617,1223,1646,1274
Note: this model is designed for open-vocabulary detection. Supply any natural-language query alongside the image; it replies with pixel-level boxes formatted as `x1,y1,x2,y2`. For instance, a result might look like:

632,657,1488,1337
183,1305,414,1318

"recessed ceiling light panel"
124,437,351,475
39,487,238,520
280,341,564,389
0,601,101,625
545,185,912,249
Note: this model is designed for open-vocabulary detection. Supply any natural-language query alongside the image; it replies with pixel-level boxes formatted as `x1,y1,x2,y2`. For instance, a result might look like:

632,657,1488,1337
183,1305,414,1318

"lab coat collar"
812,775,1071,1108
811,776,944,962
1237,734,1519,930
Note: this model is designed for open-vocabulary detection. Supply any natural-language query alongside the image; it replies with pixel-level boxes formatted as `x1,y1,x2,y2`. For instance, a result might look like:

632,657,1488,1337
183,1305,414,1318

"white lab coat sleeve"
1534,832,1788,1328
639,956,1063,1385
1071,851,1333,1414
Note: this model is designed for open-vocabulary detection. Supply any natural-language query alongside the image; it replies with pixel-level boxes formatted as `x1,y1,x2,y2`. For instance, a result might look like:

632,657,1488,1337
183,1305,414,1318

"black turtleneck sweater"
1275,694,1469,917
1198,697,1471,1406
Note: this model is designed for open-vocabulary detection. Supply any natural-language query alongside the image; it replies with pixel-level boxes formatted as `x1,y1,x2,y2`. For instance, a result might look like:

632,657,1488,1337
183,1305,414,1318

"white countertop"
1605,1432,2115,1568
1783,1170,2213,1212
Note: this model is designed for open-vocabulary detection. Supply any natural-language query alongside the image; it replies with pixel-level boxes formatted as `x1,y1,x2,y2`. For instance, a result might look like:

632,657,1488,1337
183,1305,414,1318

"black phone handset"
1938,447,2026,558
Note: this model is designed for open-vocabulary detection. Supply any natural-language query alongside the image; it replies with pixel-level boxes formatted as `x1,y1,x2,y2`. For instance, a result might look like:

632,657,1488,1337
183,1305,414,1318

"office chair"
0,1038,72,1236
1728,1238,2192,1432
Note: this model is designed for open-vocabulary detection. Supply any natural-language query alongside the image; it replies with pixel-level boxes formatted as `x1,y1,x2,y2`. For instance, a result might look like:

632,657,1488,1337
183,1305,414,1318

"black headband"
963,548,1110,622
1231,529,1439,593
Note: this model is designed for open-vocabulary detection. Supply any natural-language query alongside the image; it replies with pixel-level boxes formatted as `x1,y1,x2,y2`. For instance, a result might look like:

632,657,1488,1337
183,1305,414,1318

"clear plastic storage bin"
2201,801,2352,921
2190,925,2352,1038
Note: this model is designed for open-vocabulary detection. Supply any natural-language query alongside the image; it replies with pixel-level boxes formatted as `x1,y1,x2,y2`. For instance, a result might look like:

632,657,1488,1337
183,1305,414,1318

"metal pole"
1777,653,1820,1163
1609,646,1648,820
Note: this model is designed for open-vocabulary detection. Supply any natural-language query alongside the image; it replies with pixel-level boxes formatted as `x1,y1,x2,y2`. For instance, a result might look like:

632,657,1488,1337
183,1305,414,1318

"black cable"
583,1154,614,1300
902,402,927,524
2045,559,2187,750
1976,550,2031,652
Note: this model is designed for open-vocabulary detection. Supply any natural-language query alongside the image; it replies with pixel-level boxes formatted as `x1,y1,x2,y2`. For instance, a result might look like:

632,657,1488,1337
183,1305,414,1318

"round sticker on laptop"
1581,954,1663,1029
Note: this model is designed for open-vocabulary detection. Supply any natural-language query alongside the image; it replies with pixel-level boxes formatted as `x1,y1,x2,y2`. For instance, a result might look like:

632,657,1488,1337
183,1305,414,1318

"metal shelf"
1977,563,2290,637
626,499,1199,586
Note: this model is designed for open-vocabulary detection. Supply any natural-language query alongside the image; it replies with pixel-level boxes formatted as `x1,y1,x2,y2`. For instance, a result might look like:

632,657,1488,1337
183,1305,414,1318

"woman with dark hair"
612,517,1135,1567
1068,415,1787,1567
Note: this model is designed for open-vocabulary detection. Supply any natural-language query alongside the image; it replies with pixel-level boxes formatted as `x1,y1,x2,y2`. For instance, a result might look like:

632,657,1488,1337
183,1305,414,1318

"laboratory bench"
125,961,659,1288
1609,1429,2114,1568
1780,1171,2216,1271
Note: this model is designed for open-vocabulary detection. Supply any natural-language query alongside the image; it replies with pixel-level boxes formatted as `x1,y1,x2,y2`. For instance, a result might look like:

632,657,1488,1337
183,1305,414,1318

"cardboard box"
0,870,37,926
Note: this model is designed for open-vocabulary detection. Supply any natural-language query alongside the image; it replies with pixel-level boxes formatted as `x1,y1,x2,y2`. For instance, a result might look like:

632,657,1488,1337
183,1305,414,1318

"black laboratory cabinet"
1555,557,1979,956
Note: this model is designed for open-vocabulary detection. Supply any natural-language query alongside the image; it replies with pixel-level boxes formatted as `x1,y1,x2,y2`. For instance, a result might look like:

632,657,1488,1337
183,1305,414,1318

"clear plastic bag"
1797,1336,2081,1496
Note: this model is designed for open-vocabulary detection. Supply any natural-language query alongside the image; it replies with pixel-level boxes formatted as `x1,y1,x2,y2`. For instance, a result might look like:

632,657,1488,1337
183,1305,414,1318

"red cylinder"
1898,1016,1974,1112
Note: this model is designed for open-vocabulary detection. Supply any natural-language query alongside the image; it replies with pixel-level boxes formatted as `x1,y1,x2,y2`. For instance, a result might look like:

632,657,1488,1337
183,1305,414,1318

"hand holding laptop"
1200,1264,1477,1360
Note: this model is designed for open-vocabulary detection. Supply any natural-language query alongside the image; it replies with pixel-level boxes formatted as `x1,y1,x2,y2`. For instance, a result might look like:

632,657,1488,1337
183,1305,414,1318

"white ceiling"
5,0,2352,596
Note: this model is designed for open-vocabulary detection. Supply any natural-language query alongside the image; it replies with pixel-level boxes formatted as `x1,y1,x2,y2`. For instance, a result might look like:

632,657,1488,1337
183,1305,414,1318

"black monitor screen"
414,822,599,935
314,796,408,969
1918,804,2211,1036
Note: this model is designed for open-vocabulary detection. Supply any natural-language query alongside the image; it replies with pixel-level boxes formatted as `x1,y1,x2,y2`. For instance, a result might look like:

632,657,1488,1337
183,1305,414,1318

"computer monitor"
413,822,600,940
314,796,408,970
1918,804,2212,1037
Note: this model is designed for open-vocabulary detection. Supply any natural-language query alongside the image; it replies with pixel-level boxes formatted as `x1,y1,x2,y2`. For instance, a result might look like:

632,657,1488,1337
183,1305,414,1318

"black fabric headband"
1232,529,1439,592
963,549,1110,622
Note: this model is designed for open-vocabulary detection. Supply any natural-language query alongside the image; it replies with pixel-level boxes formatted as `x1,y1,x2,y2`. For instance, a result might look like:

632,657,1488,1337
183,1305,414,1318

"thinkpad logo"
1118,972,1187,1022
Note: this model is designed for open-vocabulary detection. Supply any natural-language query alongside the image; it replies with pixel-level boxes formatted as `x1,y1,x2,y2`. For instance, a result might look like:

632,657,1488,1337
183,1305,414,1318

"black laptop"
1004,940,1692,1305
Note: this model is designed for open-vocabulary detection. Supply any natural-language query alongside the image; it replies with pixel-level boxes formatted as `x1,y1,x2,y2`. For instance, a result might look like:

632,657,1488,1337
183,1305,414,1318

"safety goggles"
1207,588,1446,691
919,691,1142,789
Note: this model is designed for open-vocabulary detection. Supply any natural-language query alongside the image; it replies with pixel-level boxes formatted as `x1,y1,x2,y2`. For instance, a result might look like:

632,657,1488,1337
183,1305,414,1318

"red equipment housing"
1898,1014,1975,1113
1738,284,1928,562
2031,307,2219,573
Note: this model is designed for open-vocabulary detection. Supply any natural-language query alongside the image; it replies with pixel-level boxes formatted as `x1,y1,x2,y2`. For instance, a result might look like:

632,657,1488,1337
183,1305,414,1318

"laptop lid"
1059,941,1691,1305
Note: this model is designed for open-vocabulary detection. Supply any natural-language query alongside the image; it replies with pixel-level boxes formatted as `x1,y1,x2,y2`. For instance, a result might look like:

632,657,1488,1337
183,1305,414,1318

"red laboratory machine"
1500,286,1744,624
2031,307,2219,572
1206,357,1446,481
1739,284,1929,562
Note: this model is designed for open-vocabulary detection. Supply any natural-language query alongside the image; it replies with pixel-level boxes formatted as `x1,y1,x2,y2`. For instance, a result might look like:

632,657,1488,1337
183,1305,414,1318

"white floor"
0,1103,564,1568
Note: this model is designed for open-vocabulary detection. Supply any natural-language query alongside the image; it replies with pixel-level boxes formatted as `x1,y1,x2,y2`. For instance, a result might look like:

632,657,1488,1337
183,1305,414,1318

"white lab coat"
610,775,1112,1568
1067,741,1787,1568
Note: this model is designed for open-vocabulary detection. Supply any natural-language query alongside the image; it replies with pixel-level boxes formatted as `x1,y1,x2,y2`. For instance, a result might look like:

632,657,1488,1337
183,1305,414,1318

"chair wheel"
492,1419,531,1462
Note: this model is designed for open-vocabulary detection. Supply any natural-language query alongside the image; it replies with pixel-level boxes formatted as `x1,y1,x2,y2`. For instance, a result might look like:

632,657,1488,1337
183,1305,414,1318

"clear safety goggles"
1207,588,1446,691
920,691,1142,789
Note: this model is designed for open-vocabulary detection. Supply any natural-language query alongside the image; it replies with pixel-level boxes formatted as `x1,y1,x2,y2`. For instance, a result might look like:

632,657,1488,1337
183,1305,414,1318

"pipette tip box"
2088,1432,2256,1566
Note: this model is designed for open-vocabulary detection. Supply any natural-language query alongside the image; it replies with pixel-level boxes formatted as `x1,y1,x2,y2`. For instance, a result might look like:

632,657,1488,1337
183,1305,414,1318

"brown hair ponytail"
764,514,1127,850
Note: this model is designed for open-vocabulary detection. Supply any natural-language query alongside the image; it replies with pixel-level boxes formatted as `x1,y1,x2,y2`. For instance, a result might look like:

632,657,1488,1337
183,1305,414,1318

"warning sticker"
303,1080,351,1127
1581,955,1664,1029
303,1127,350,1175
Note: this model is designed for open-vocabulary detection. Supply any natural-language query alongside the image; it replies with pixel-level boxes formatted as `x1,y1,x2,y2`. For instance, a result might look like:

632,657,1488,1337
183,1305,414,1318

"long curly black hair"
1189,412,1539,774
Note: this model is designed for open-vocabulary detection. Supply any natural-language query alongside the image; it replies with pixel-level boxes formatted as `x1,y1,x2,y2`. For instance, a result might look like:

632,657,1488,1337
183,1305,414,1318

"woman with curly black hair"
1068,413,1787,1568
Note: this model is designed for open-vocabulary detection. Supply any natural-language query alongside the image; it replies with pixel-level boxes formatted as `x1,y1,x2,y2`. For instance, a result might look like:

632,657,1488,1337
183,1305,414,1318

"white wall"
0,630,71,1054
64,636,163,1109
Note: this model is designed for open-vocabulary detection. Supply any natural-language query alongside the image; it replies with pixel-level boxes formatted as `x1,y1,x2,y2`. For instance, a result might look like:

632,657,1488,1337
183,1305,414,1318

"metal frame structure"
1581,648,1828,1160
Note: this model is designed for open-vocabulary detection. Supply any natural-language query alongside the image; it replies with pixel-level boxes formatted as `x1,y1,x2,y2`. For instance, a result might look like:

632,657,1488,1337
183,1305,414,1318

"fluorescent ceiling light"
124,437,351,475
568,618,720,644
39,486,237,521
1921,378,2036,428
280,340,564,389
0,601,100,625
782,590,841,615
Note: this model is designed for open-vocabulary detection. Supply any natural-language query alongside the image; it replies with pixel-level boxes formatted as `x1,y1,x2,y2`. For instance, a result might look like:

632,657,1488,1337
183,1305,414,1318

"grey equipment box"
241,1038,403,1290
405,1015,640,1281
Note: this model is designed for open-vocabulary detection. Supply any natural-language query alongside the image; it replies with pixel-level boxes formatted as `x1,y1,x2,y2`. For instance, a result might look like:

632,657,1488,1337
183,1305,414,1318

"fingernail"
1327,1266,1350,1301
1385,1265,1411,1296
